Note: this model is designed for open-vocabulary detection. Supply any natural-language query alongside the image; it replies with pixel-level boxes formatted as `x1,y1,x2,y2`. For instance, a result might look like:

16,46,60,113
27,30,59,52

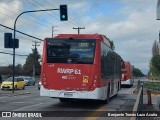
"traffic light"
4,33,19,48
60,5,68,21
4,33,12,48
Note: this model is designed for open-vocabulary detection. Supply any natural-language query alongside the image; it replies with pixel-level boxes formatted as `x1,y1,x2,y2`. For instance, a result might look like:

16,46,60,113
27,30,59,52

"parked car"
1,77,25,90
38,81,41,90
22,76,35,86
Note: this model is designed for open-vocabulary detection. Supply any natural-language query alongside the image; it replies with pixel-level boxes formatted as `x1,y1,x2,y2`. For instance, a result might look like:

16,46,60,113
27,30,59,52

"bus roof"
50,34,111,47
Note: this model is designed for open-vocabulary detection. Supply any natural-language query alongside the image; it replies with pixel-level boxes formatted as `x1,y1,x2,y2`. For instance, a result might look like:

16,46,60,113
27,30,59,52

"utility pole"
32,41,40,78
73,27,85,34
52,26,58,37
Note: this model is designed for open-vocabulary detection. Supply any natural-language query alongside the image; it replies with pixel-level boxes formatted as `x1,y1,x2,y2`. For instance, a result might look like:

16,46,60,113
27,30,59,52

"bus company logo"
2,112,11,117
67,58,72,63
57,68,81,74
62,76,68,79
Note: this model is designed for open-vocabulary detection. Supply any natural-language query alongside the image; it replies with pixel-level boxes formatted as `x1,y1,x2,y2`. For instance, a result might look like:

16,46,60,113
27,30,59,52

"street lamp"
12,8,59,93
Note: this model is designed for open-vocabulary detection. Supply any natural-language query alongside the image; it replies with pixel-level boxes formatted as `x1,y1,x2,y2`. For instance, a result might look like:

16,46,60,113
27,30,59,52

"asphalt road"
0,82,138,120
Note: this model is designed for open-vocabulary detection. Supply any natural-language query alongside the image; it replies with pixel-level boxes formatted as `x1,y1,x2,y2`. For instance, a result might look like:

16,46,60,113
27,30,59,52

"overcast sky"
0,0,159,74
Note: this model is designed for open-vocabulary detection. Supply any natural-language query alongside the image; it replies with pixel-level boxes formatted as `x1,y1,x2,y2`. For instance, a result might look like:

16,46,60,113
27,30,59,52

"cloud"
0,0,23,28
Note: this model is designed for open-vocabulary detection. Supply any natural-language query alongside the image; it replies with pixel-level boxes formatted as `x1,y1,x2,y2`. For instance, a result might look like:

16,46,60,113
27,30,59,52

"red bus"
121,61,134,86
40,34,123,103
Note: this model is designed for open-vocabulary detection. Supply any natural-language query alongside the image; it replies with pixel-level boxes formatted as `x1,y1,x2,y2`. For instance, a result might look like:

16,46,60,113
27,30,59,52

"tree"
15,64,23,75
0,64,23,75
133,67,144,77
152,40,159,56
150,55,160,76
150,40,160,79
23,48,41,76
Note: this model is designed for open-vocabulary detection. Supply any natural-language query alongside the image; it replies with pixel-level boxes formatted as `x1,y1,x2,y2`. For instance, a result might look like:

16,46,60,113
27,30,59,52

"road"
0,81,138,120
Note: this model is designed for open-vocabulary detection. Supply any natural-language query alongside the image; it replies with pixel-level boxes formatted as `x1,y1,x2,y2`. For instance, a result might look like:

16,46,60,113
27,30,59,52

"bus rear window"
46,38,96,64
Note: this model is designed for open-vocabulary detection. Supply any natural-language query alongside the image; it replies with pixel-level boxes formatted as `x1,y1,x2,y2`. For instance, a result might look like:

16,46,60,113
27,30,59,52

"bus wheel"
103,85,110,104
59,98,68,102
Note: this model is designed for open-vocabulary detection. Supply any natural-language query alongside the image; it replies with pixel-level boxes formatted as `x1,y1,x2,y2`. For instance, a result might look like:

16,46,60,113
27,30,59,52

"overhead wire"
0,51,28,56
44,0,85,26
0,5,51,33
43,0,87,33
0,23,43,41
28,0,81,27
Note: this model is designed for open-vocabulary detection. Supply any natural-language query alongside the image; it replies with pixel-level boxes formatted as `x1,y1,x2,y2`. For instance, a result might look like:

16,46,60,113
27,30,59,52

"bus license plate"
64,93,73,97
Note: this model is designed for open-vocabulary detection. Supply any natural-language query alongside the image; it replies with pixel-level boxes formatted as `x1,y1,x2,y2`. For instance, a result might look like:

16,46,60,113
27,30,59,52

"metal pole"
12,8,59,94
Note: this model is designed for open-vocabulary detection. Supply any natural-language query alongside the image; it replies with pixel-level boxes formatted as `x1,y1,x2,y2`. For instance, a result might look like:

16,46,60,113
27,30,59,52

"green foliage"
0,48,41,76
150,40,160,80
150,55,160,79
0,64,23,75
144,82,160,91
133,67,144,77
151,55,160,71
23,48,41,76
152,40,159,56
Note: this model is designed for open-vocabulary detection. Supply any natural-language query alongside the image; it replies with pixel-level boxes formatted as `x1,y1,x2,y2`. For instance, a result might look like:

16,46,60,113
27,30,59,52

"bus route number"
57,68,81,75
74,69,81,74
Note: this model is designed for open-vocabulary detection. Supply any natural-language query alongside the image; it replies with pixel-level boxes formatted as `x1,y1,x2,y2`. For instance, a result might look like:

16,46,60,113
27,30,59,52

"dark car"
21,76,35,86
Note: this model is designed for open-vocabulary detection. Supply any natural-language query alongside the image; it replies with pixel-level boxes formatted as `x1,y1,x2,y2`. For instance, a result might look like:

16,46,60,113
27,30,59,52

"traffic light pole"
12,8,59,93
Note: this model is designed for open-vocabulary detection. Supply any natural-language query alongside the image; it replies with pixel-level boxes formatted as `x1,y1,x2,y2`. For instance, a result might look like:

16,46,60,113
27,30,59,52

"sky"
0,0,159,74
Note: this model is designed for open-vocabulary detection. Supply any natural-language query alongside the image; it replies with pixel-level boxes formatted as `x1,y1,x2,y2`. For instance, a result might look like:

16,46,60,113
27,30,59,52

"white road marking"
14,103,43,111
13,102,34,104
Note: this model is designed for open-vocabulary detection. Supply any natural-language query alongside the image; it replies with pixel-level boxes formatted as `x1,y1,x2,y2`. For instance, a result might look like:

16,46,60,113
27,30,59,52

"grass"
143,82,160,91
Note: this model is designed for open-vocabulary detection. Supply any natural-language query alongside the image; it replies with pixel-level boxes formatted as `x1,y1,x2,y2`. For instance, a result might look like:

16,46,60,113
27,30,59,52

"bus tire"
118,82,121,91
115,82,120,97
103,85,110,104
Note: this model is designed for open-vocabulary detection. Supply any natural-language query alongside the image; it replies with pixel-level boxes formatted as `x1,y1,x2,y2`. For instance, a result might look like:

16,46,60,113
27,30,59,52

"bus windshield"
46,38,96,64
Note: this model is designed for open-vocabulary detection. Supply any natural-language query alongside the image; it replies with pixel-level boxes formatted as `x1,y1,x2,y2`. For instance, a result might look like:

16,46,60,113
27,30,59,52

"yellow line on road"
85,106,106,120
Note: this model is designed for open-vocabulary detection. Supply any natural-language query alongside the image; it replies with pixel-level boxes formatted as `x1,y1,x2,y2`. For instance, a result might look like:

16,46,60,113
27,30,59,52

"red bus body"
121,61,134,86
40,34,122,102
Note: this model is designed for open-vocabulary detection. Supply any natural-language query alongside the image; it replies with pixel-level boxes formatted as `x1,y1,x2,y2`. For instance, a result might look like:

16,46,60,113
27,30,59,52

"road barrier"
130,86,143,120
